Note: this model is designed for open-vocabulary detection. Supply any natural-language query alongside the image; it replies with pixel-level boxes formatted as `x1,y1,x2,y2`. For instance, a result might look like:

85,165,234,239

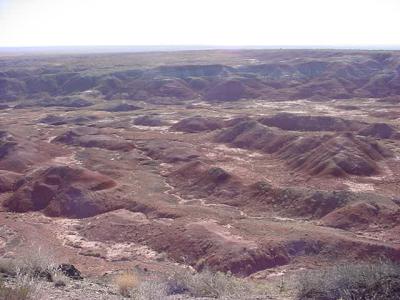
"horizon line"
1,44,400,54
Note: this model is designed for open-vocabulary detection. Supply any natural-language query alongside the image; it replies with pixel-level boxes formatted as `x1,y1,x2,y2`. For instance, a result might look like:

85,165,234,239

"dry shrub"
133,279,168,300
114,272,139,297
297,261,400,300
0,258,17,277
15,244,57,280
164,268,252,298
0,274,42,300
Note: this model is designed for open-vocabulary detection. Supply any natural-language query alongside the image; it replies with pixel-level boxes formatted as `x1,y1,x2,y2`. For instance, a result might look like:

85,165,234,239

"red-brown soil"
1,50,400,289
53,127,135,151
3,165,119,218
258,113,367,132
358,123,400,139
216,120,392,177
171,116,224,133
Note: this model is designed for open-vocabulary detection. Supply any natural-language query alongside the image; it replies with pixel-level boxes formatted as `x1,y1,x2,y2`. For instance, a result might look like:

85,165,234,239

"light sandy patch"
163,181,188,204
93,209,149,224
47,135,57,143
273,216,297,222
344,181,375,192
130,125,170,131
52,154,82,166
213,144,263,158
54,216,162,262
190,219,257,248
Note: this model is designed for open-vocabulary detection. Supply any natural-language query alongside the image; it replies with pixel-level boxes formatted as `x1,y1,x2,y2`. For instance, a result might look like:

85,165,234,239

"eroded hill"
0,50,400,299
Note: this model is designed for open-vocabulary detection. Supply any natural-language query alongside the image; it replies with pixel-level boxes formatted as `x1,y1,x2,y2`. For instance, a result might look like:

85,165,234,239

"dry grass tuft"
15,244,57,280
0,274,42,300
114,272,139,297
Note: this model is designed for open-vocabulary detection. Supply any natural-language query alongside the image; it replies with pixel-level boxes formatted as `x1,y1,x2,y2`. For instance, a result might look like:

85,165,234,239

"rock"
55,280,66,287
58,264,83,280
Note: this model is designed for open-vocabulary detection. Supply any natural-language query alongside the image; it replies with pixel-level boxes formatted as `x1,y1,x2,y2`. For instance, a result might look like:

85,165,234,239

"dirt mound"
379,95,400,104
153,220,289,276
144,78,198,99
358,123,400,139
103,103,142,112
215,120,295,152
278,133,392,177
61,75,97,94
39,115,98,126
321,200,400,230
204,79,257,101
216,121,392,177
224,116,253,127
53,128,134,151
138,140,201,163
13,103,37,109
171,116,224,133
258,113,366,132
80,213,289,276
0,132,63,172
0,104,9,110
246,183,356,218
169,163,388,221
168,161,245,200
39,115,68,125
0,170,21,193
3,165,119,218
133,115,167,127
156,64,232,78
37,97,93,108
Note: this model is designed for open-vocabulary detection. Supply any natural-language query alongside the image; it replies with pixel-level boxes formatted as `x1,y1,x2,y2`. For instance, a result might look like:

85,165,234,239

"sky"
0,0,399,48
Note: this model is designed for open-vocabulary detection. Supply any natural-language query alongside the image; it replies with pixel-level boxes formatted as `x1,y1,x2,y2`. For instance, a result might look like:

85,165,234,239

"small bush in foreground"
15,245,57,281
114,272,139,297
165,268,252,298
0,275,41,300
0,258,17,277
114,268,262,299
133,279,168,300
297,261,400,300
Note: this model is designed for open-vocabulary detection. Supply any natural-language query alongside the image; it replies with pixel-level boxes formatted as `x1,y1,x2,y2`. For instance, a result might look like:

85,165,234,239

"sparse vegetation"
169,268,251,298
114,272,139,297
133,279,168,300
113,268,264,299
0,274,41,300
14,244,57,281
155,268,259,299
296,261,400,300
2,49,400,300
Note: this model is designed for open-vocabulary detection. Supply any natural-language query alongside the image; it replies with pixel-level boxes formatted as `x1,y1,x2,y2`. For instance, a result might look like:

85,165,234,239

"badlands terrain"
0,49,400,299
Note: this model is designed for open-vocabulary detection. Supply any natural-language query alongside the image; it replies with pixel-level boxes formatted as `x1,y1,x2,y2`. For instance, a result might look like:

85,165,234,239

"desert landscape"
0,49,400,299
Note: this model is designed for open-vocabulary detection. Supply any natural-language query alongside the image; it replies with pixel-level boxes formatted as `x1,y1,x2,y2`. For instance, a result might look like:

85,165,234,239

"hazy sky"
0,0,399,47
